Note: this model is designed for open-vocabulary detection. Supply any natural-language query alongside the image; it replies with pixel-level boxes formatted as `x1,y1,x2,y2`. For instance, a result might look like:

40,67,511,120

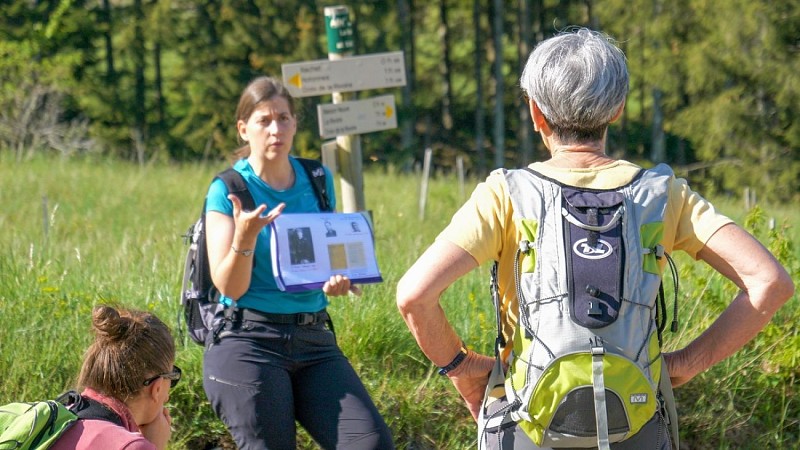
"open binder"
270,212,383,292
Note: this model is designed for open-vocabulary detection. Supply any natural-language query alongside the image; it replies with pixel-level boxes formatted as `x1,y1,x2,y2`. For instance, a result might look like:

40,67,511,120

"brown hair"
233,76,296,159
78,305,175,400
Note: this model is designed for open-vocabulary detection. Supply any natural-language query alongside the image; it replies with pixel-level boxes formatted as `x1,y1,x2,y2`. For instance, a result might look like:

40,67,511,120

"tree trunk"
397,0,416,157
154,41,165,140
532,0,543,43
638,24,645,156
438,0,453,134
133,0,147,164
101,0,116,83
585,0,599,29
649,0,664,163
491,0,504,168
473,0,486,175
530,0,544,160
650,88,666,162
517,0,533,166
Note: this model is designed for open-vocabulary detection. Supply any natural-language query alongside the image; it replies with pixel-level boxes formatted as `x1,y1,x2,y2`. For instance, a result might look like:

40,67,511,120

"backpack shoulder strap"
296,158,332,212
216,168,256,212
56,391,124,427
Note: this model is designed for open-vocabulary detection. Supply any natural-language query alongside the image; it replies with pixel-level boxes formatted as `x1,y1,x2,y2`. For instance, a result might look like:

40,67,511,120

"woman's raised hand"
228,194,285,241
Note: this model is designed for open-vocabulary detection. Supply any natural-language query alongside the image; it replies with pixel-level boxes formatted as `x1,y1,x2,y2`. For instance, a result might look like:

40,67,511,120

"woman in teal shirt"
202,76,393,450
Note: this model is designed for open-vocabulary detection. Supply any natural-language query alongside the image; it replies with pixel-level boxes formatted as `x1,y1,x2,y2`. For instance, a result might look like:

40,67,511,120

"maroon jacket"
50,388,156,450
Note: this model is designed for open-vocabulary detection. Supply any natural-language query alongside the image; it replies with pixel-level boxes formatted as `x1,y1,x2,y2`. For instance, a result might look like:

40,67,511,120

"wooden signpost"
281,5,406,213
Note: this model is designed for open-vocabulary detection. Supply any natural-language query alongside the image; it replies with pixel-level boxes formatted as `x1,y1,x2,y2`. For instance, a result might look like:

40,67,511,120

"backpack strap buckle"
644,244,665,260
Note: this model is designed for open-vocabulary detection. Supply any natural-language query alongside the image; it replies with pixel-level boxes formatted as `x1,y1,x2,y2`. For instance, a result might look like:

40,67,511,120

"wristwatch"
231,245,254,257
438,343,469,376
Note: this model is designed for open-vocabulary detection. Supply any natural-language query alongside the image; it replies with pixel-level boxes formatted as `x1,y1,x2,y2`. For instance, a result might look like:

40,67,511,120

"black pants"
203,315,394,450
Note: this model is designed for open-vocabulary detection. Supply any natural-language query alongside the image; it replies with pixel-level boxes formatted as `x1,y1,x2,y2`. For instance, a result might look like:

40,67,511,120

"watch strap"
438,343,468,376
231,245,254,257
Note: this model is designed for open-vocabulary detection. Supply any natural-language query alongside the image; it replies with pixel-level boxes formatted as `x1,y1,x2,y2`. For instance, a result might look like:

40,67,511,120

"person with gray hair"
397,27,793,449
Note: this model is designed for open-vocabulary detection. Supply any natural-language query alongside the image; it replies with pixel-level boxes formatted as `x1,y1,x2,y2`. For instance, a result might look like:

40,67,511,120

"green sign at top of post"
324,6,354,55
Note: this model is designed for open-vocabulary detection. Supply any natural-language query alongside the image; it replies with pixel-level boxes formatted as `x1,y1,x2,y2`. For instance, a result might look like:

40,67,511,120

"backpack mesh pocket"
517,352,657,446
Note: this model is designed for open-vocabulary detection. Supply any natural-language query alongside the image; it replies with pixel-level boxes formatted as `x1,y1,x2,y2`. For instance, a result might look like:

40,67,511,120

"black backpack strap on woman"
56,391,124,427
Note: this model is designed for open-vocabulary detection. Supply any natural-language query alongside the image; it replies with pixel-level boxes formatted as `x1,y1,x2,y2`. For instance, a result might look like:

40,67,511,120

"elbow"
212,274,247,302
223,289,246,302
396,274,425,318
774,269,795,305
756,266,795,315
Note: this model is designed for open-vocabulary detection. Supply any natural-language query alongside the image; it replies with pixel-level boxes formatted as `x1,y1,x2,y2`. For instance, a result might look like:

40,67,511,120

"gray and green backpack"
480,164,680,449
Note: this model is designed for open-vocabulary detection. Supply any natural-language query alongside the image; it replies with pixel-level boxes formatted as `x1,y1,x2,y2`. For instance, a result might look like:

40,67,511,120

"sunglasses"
143,365,182,388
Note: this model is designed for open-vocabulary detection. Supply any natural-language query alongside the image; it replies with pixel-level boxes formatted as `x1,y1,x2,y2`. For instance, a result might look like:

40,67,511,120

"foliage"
0,1,798,200
0,157,798,448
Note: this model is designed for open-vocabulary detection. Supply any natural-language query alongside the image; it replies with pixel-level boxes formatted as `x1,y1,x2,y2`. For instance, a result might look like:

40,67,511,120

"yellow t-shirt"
437,160,733,356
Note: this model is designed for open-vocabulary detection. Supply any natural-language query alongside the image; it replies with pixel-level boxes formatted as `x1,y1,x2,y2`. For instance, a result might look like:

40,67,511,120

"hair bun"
92,305,134,341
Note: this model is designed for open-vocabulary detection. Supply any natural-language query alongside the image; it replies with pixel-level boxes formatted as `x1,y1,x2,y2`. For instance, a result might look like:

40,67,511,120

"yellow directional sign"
281,51,406,98
317,95,398,138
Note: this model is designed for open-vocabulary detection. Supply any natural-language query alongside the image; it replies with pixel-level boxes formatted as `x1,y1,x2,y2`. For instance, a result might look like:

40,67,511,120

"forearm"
212,244,255,300
206,211,259,300
668,223,794,385
673,288,780,380
398,294,466,368
396,241,494,420
396,241,480,366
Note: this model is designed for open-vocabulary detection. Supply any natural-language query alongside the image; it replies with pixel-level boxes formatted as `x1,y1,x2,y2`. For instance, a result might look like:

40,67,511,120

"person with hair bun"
51,305,178,450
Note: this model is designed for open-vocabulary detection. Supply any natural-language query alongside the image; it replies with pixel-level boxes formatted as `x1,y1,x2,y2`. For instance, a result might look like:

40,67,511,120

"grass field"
0,155,797,449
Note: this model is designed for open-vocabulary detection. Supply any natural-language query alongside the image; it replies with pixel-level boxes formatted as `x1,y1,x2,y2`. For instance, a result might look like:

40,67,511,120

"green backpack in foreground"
0,392,122,450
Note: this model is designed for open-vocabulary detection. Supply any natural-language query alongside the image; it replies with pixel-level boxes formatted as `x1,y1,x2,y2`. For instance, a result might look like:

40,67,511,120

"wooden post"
419,148,433,220
744,187,752,210
321,140,339,175
325,6,365,213
456,155,465,202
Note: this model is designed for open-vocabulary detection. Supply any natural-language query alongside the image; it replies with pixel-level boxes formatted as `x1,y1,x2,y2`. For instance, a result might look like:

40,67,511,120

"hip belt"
225,307,330,326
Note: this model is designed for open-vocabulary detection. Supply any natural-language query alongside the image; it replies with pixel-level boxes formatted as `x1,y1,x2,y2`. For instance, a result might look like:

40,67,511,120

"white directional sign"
282,51,406,98
317,95,397,138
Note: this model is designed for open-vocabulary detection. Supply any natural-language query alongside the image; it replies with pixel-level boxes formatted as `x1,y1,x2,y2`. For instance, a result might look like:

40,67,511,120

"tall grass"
0,156,797,449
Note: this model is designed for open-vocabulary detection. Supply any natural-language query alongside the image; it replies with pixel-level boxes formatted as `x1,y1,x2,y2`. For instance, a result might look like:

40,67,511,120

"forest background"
1,0,799,449
2,0,799,202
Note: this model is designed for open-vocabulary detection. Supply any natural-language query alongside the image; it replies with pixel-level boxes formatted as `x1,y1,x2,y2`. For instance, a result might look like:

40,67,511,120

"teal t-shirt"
205,157,336,314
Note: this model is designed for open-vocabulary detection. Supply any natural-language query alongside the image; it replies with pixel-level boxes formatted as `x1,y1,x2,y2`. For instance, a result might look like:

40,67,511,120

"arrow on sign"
287,73,302,89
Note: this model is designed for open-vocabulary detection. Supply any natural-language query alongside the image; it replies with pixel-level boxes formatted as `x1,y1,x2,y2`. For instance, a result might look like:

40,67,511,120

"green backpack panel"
0,400,77,450
0,391,123,450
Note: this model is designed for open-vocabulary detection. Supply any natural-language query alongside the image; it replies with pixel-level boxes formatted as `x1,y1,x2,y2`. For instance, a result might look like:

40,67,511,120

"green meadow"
1,156,797,449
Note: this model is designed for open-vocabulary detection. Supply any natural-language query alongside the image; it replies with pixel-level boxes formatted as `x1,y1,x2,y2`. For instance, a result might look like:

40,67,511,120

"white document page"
270,212,382,292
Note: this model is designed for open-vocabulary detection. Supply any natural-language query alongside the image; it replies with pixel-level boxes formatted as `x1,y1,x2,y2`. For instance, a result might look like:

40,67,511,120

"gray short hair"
520,27,629,142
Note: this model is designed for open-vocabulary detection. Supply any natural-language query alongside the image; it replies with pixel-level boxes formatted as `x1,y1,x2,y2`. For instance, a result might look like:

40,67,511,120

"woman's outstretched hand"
228,194,285,242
